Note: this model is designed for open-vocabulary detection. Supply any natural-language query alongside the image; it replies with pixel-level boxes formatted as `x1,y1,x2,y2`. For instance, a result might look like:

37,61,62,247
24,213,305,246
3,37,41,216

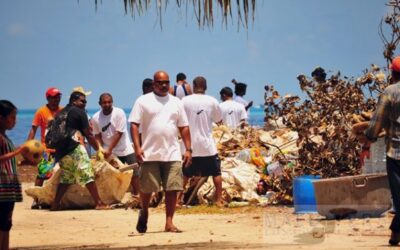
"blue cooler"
293,175,321,213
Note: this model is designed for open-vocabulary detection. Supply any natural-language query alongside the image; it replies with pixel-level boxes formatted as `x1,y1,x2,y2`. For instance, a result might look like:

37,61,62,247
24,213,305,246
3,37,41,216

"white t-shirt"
234,95,248,107
92,107,134,157
128,93,189,162
219,99,248,129
182,94,222,157
234,95,251,116
173,83,189,100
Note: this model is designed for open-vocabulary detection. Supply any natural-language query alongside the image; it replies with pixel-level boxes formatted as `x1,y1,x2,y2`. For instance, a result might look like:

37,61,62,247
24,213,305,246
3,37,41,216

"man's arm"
27,125,38,140
82,127,99,151
184,82,192,95
365,93,390,142
130,122,144,164
245,100,253,111
94,133,103,146
178,126,192,167
103,132,123,159
94,133,105,155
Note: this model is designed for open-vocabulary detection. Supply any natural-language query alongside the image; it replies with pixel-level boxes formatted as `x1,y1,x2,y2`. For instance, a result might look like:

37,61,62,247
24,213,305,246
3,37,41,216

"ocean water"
8,106,265,146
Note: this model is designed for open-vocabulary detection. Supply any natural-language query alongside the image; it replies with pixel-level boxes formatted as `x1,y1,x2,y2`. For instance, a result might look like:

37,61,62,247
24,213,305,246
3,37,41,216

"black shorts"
117,153,136,165
183,154,221,177
0,202,15,231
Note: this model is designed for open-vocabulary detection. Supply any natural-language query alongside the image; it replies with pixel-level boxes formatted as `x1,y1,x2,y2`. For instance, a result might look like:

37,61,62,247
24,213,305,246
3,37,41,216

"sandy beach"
10,168,395,250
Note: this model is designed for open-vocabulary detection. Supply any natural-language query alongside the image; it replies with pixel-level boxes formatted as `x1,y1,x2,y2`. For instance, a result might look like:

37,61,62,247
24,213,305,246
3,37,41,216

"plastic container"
293,175,321,214
313,174,391,219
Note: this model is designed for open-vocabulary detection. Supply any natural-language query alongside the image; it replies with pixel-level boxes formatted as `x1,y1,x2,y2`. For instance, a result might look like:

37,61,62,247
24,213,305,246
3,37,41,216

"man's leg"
136,192,151,233
212,175,223,206
177,176,189,206
131,176,140,196
137,161,161,233
51,183,69,211
165,190,179,231
140,192,152,211
0,231,9,250
387,157,400,232
386,157,400,245
162,161,183,232
85,181,108,209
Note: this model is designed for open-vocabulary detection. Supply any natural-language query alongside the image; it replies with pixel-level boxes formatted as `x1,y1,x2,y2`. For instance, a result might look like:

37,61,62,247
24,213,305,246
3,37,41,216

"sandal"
136,209,148,233
165,226,183,233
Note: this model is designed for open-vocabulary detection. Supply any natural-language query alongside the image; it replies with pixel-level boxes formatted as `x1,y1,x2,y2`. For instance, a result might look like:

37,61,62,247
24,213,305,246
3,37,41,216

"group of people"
3,58,400,247
0,70,254,248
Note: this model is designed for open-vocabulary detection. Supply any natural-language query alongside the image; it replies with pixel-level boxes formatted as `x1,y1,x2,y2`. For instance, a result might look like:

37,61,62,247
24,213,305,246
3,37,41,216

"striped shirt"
365,82,400,160
0,134,22,202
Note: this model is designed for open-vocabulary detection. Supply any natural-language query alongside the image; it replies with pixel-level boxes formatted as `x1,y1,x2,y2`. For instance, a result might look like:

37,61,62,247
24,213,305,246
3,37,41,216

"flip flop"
165,227,183,233
136,209,148,233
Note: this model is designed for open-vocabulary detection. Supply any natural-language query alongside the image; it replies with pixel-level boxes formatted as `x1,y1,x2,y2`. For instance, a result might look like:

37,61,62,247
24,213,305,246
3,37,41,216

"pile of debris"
262,66,387,203
188,66,389,206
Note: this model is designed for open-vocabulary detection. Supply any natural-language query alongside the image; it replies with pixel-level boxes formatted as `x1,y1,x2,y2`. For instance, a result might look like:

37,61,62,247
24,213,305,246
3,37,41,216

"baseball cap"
45,87,62,98
390,56,400,72
72,86,92,96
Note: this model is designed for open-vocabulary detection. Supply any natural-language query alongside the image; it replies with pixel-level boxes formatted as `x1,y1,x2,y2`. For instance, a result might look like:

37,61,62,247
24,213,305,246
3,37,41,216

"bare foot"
215,200,225,208
50,203,61,211
95,204,112,210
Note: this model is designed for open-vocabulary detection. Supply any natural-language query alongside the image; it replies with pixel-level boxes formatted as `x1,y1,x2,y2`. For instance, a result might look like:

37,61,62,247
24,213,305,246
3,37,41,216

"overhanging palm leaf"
94,0,256,29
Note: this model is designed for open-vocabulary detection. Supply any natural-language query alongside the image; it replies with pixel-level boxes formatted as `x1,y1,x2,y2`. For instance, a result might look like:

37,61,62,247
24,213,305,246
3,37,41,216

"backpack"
45,106,75,149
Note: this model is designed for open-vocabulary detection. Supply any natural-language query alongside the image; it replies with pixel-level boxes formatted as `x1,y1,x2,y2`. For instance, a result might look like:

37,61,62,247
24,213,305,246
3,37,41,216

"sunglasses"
155,80,170,84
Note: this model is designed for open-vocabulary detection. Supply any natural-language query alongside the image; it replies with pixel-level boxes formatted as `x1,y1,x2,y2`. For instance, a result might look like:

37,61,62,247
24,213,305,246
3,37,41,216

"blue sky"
0,0,389,109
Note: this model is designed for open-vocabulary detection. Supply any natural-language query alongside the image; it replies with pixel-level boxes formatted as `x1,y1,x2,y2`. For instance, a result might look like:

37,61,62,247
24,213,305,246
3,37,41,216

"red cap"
390,56,400,72
45,87,62,98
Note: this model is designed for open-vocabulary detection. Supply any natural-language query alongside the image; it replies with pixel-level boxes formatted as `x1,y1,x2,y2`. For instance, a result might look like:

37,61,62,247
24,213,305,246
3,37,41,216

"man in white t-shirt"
91,93,139,195
181,76,224,207
219,87,248,129
129,70,192,234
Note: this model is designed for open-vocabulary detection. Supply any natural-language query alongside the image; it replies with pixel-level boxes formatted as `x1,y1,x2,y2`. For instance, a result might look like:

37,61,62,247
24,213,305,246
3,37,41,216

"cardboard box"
313,174,391,219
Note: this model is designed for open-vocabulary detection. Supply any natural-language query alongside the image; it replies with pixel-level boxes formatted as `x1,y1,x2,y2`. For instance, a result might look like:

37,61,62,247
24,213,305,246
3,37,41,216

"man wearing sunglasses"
129,70,192,233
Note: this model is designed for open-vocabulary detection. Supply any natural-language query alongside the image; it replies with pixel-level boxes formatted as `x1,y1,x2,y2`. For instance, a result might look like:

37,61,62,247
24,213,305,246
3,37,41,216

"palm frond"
98,0,256,29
